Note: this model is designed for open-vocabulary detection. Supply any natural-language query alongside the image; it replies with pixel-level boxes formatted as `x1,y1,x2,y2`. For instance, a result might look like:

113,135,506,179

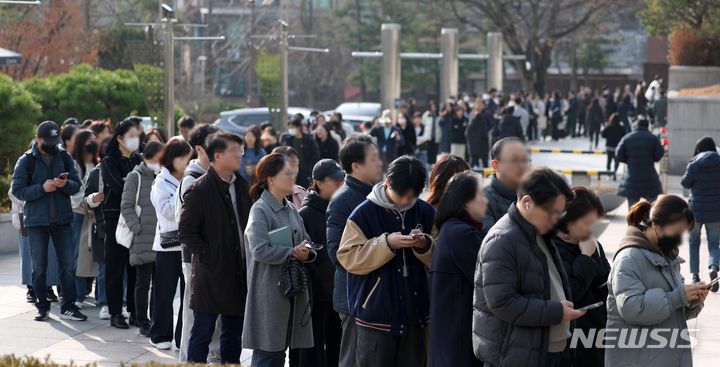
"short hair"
637,118,649,128
161,137,192,173
387,156,427,197
206,131,244,162
142,140,164,160
339,134,375,173
491,137,523,160
273,145,300,160
178,116,196,130
556,186,605,232
517,167,574,207
288,117,303,128
188,124,219,150
514,97,522,105
63,117,80,126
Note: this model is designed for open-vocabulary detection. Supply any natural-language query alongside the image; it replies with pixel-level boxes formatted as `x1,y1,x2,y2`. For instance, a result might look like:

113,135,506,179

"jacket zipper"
362,276,381,309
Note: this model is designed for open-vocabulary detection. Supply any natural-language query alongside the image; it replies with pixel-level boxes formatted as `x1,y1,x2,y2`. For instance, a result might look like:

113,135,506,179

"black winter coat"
370,125,404,163
430,217,484,367
100,151,141,220
467,109,494,158
493,115,525,143
615,126,664,200
552,236,610,367
482,175,516,231
601,124,626,148
298,190,334,303
473,205,572,367
178,167,252,315
585,105,604,134
316,136,339,161
681,151,720,223
398,121,417,156
450,115,469,144
281,133,320,188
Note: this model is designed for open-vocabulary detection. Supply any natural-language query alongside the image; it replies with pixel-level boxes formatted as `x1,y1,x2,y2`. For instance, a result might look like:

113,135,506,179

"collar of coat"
207,165,245,194
490,174,517,201
508,203,540,241
345,175,374,196
261,188,289,212
615,226,683,267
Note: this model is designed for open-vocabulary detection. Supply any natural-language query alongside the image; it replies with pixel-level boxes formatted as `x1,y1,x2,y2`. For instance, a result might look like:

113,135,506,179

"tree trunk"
569,40,578,92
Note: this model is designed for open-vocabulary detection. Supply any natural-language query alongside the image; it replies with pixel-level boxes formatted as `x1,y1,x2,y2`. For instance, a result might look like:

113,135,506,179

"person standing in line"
272,146,309,208
425,154,470,209
370,110,404,166
512,97,530,138
176,124,222,362
430,172,487,367
472,168,585,367
337,156,436,367
493,106,524,144
565,91,579,137
548,92,563,141
297,159,346,367
121,141,163,336
466,99,495,169
397,113,416,157
326,135,383,367
179,131,252,364
550,187,610,367
281,116,321,188
606,196,706,367
412,112,430,169
84,140,109,319
422,101,441,164
601,113,626,172
681,137,720,288
483,138,530,230
585,98,604,150
653,89,668,127
11,121,86,322
240,125,267,186
243,153,317,367
450,105,469,158
101,118,142,328
149,137,193,350
315,124,340,162
615,118,664,208
438,102,455,154
177,116,196,141
617,93,635,133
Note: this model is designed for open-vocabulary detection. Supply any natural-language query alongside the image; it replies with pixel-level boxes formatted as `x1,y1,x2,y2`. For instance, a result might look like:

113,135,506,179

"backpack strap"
178,170,203,204
25,149,74,178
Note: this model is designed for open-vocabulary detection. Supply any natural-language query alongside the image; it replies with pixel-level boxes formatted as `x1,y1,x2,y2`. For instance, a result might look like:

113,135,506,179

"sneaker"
26,288,37,303
122,307,130,319
710,266,719,293
60,305,88,321
692,273,702,284
74,301,85,309
34,309,49,321
46,287,59,302
138,321,151,337
128,315,138,327
98,306,110,320
150,340,172,350
110,314,129,329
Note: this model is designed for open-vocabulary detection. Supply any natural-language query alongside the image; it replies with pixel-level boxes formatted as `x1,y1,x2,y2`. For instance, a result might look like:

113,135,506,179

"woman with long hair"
100,118,142,329
585,97,604,149
243,153,317,367
429,171,487,367
606,195,706,366
681,136,720,288
144,127,167,145
425,154,470,208
240,125,267,185
601,113,626,172
315,124,339,161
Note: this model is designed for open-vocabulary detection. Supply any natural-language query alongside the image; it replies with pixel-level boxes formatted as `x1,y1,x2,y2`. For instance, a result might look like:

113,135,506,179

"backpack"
24,149,74,180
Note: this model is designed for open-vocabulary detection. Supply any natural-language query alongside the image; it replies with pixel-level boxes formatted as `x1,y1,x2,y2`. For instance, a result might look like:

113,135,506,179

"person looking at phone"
11,121,85,322
337,156,435,367
551,186,611,367
606,195,706,367
473,167,584,367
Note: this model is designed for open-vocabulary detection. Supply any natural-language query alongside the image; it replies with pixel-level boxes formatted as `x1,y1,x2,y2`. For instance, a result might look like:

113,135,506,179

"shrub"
669,29,720,66
0,75,40,173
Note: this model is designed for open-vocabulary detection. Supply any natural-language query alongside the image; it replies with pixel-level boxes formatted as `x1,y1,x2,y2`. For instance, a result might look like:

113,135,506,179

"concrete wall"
0,214,17,254
667,95,720,174
668,66,720,90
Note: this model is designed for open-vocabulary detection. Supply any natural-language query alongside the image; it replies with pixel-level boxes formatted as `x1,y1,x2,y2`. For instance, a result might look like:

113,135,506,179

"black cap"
37,121,61,145
312,159,346,181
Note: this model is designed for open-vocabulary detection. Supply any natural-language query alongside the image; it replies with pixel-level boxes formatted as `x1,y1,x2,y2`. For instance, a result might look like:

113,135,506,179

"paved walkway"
0,137,718,366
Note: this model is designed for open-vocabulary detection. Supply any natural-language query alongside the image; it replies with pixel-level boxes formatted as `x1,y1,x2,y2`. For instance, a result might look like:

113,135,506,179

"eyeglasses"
498,158,532,166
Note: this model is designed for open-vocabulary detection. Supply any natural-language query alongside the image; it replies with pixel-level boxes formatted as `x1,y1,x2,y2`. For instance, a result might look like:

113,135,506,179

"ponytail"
627,199,652,228
250,181,267,202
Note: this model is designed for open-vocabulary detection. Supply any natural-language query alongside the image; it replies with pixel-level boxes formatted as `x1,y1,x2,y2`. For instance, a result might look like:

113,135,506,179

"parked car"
325,102,381,130
213,107,316,135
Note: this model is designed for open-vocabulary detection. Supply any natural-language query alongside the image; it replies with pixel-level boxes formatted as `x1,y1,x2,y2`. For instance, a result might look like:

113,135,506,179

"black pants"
606,150,619,172
356,324,425,367
150,251,184,344
526,120,538,141
551,119,561,141
589,130,600,148
134,263,153,324
188,311,243,364
104,219,136,317
296,301,341,367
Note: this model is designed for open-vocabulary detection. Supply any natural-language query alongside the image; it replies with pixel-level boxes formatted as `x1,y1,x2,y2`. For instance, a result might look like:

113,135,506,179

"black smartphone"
57,172,69,180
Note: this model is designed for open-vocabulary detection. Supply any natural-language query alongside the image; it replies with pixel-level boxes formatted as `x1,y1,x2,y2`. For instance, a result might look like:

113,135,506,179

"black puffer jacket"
615,126,664,200
482,175,516,231
298,190,334,303
472,205,571,367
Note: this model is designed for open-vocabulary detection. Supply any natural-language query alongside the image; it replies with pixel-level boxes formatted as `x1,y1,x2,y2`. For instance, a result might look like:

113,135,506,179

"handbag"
159,230,181,249
278,259,308,298
115,171,141,249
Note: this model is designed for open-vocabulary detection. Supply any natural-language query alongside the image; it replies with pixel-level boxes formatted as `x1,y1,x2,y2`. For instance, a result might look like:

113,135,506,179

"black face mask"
41,143,58,154
85,142,98,157
658,234,683,257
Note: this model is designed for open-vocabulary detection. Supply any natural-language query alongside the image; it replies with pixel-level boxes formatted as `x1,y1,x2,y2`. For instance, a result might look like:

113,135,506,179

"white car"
325,102,382,130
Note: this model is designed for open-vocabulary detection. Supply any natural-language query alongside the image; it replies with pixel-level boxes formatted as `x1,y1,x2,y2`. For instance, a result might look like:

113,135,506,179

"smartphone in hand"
576,301,604,312
57,172,69,180
706,277,720,289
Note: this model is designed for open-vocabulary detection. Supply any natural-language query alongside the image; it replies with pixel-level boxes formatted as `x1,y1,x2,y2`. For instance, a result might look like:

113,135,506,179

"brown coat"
178,166,252,315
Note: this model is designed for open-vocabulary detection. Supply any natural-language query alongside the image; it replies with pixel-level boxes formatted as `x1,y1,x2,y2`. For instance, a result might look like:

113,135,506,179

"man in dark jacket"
298,159,346,367
467,100,495,169
615,118,664,208
281,116,320,188
473,168,585,367
326,135,383,367
493,106,525,144
483,138,529,230
337,157,435,367
370,110,405,166
11,121,86,322
178,132,252,364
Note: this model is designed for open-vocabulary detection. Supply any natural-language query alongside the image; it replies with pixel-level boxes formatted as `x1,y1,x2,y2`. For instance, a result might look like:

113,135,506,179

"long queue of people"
8,99,716,367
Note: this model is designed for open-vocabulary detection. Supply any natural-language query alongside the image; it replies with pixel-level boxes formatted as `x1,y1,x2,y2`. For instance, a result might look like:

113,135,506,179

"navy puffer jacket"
615,126,664,200
681,151,720,223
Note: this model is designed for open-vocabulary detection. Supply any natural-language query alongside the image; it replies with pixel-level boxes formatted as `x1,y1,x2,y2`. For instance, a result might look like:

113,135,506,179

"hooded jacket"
337,183,436,334
299,190,334,303
606,226,703,367
681,151,720,223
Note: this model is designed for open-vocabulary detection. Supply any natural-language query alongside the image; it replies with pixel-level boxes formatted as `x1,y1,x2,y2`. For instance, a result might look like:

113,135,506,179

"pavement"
0,136,718,366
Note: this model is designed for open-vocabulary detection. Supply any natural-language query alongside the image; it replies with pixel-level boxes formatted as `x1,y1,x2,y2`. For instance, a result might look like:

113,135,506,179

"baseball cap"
37,121,61,145
312,159,346,181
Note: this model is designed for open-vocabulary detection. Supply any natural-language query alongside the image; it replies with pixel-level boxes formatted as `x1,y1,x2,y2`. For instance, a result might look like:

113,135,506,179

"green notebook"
268,226,293,248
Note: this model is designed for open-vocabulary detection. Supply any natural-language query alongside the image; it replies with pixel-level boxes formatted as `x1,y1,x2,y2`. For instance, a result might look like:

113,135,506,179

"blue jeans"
96,261,107,306
28,223,77,311
71,213,89,302
689,221,720,274
252,349,286,367
19,230,58,286
188,311,243,364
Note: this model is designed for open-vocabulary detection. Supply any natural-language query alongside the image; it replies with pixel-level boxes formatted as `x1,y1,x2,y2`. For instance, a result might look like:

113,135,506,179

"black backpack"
24,149,74,181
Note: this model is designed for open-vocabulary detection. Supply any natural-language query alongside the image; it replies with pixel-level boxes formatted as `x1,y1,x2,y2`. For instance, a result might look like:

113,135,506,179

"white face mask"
124,136,140,152
146,162,161,174
288,128,297,136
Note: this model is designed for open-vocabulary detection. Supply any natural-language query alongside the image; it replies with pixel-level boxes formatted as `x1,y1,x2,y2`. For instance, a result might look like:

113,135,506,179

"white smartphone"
706,277,720,289
577,301,604,312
